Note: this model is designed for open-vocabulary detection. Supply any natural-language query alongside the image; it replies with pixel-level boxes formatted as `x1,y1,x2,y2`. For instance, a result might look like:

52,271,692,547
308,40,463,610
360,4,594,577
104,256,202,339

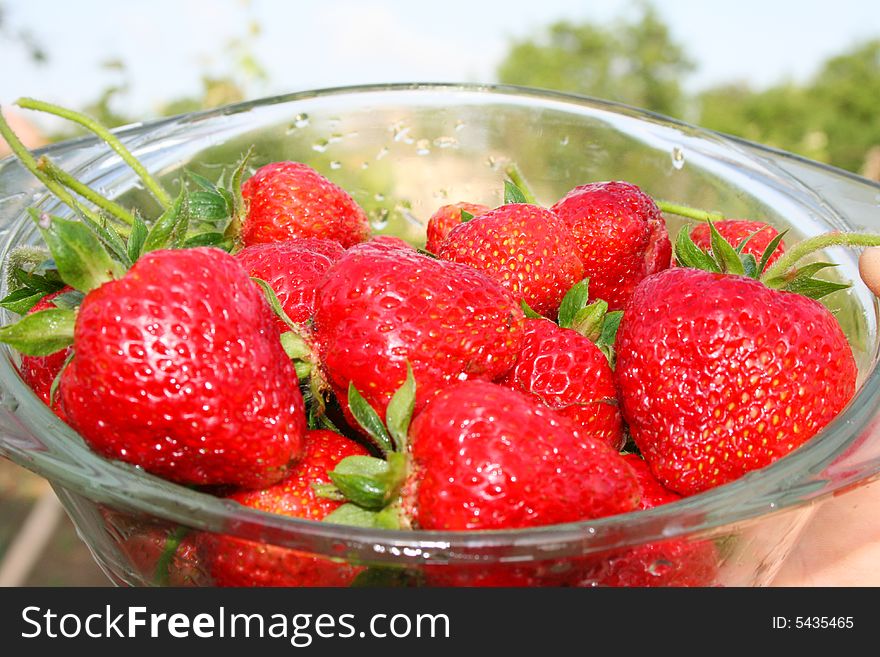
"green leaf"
100,220,132,268
596,310,623,349
279,331,312,361
231,146,253,219
503,179,528,204
460,209,475,222
188,190,229,223
741,253,758,279
312,483,346,502
127,215,148,262
558,278,591,328
36,213,122,292
674,227,720,272
323,502,400,529
186,170,219,193
771,262,851,299
520,299,543,319
0,308,75,356
50,290,85,310
385,364,415,452
153,527,189,587
329,455,400,510
786,278,851,300
48,350,75,407
347,383,394,456
251,277,300,332
757,229,789,274
708,221,745,275
182,232,230,249
142,186,188,253
569,299,608,341
0,288,46,315
12,265,63,293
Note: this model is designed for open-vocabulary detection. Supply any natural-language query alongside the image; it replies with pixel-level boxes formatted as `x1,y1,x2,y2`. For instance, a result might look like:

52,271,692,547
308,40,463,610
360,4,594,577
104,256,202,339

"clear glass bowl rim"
1,82,880,562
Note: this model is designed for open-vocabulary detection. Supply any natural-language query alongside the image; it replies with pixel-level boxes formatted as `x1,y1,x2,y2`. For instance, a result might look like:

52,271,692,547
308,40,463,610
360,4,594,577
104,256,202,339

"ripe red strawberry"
690,220,785,271
200,429,369,587
551,181,671,310
241,161,370,248
59,247,306,489
409,380,639,531
313,242,525,423
235,238,344,333
500,318,623,449
425,202,489,253
615,266,858,495
19,286,74,417
437,203,584,317
103,512,206,586
593,455,718,587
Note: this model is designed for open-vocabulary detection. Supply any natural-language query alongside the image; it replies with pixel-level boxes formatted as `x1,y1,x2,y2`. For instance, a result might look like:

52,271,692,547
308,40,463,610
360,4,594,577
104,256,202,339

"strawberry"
407,380,639,586
18,286,74,417
101,510,207,587
437,203,584,317
59,247,306,489
241,161,370,248
408,380,639,531
425,202,489,253
592,455,718,587
690,220,785,271
234,238,344,333
500,317,623,449
313,241,525,423
551,181,672,310
615,265,857,495
199,429,369,587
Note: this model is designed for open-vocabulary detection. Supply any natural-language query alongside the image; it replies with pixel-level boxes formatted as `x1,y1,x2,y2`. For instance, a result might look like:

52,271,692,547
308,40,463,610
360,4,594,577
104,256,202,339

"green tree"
497,3,694,117
698,39,880,175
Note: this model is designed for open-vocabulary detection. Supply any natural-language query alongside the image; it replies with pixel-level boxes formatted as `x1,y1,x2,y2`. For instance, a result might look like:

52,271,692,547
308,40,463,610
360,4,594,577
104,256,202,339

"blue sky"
2,0,879,122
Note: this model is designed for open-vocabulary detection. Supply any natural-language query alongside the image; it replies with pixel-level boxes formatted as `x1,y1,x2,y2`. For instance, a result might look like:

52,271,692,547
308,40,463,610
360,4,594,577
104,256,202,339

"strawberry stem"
0,109,104,225
761,232,880,282
656,200,725,222
16,97,173,208
37,156,136,228
503,163,537,204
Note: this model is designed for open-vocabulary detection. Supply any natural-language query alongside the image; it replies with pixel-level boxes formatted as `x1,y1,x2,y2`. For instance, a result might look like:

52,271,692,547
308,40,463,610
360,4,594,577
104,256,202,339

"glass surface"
1,83,879,586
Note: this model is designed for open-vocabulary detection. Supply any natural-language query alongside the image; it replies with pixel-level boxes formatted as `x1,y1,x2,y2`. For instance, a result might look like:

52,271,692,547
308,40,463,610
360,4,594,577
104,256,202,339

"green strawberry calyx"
522,277,622,366
315,365,416,530
673,221,880,300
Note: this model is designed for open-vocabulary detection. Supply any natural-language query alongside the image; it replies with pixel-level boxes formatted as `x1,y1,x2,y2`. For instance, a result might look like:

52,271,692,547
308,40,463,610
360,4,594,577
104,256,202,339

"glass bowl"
2,83,880,587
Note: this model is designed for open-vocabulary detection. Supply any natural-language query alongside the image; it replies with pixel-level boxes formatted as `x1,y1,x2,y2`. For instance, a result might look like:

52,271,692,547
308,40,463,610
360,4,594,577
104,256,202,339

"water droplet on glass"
455,119,466,132
486,155,499,170
294,113,309,128
416,139,431,155
328,133,343,144
392,123,413,144
560,135,570,146
360,161,370,170
376,147,389,160
433,136,458,149
312,139,329,153
370,208,390,230
433,188,449,199
329,161,342,170
671,146,685,170
374,193,385,202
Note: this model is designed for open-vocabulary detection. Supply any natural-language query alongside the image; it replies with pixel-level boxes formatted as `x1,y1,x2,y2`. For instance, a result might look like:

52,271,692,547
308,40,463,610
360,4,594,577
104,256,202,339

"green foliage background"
3,1,879,179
